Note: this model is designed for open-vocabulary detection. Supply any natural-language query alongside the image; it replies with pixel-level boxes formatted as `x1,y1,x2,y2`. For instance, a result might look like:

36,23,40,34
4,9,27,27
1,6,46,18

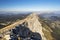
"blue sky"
0,0,60,11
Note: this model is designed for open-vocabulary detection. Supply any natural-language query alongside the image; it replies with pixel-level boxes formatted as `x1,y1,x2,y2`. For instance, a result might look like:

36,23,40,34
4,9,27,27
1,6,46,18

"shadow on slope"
10,22,42,40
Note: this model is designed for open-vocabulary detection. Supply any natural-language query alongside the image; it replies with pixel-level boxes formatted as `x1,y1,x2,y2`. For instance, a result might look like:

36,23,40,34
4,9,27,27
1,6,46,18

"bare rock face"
24,13,47,40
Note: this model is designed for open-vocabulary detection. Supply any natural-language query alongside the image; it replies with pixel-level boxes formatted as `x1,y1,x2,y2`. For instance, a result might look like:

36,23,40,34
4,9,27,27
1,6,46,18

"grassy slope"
39,18,55,40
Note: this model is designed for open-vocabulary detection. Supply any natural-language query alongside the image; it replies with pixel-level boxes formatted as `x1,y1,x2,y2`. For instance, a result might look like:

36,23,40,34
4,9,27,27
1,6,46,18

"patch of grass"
43,29,54,40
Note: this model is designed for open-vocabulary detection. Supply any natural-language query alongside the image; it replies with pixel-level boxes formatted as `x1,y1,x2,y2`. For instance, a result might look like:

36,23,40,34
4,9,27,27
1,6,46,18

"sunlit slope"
0,20,25,34
0,13,56,40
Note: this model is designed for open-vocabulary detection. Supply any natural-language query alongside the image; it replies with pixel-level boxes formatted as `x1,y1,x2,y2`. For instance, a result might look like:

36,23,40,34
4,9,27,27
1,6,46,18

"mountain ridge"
0,13,56,40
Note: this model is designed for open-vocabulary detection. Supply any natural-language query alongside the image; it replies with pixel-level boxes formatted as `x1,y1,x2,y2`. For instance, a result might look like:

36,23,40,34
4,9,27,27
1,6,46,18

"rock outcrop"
24,13,47,40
